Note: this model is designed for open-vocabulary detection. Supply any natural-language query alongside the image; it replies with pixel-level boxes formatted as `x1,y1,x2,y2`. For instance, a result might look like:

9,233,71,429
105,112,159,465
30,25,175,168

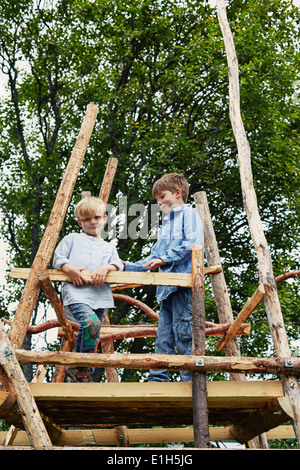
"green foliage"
0,0,299,401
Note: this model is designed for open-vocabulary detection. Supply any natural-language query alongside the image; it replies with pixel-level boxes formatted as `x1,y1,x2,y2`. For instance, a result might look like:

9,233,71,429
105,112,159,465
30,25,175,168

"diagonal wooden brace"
0,321,52,450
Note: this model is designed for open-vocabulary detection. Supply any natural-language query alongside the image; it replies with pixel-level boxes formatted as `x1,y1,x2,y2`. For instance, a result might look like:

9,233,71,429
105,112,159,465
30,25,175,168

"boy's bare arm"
61,263,89,286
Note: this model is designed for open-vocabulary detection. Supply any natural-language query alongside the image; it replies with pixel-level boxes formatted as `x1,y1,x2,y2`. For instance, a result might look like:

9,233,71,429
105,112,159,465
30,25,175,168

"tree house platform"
0,380,287,430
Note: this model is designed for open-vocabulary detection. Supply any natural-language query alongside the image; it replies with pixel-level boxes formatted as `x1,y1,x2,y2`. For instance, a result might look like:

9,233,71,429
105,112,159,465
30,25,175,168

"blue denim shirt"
125,204,204,301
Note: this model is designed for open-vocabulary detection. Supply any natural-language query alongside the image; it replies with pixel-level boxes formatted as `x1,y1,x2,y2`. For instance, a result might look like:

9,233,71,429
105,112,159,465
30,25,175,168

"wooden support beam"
15,351,300,376
7,318,248,339
0,379,287,430
217,284,265,351
37,270,76,347
8,104,99,350
230,397,294,444
194,192,243,362
217,0,300,446
2,365,47,446
217,272,300,351
10,266,222,286
191,245,210,448
195,193,266,447
0,425,295,447
0,321,52,450
52,338,73,383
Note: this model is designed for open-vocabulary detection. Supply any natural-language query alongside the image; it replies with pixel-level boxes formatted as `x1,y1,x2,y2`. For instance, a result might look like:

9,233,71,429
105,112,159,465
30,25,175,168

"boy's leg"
148,296,176,382
65,304,106,382
173,289,193,382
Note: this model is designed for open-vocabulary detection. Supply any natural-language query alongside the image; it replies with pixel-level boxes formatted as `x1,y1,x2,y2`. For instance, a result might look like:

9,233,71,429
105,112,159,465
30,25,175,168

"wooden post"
194,192,245,378
95,157,129,447
191,244,210,448
217,0,300,446
2,365,47,446
8,104,99,350
0,321,52,450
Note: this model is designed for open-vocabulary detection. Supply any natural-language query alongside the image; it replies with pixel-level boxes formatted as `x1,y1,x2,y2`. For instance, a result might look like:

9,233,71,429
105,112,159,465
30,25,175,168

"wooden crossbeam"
10,266,222,286
0,425,296,447
15,350,300,377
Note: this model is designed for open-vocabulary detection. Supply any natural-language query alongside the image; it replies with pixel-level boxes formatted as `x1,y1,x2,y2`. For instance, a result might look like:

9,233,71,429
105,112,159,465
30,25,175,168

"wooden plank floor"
22,380,284,428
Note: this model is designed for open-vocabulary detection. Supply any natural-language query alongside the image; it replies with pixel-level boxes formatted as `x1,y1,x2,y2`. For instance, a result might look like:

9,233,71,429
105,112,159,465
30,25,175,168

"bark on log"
217,0,300,445
192,245,210,448
230,397,294,444
37,270,76,347
15,351,300,376
96,158,129,448
52,338,73,383
2,365,47,446
8,104,99,350
0,321,52,450
217,284,265,351
217,272,299,351
194,192,247,386
3,317,250,339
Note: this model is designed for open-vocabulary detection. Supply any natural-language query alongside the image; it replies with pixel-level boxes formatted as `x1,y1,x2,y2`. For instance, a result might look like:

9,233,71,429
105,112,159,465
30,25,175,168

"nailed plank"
10,266,222,287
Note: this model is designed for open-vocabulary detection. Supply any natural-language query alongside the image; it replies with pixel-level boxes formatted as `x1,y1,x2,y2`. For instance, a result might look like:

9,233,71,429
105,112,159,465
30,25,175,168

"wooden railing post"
191,244,210,448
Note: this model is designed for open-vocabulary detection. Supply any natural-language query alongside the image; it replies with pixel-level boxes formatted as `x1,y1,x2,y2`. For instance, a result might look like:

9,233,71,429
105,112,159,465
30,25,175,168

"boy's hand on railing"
91,264,118,286
61,264,88,286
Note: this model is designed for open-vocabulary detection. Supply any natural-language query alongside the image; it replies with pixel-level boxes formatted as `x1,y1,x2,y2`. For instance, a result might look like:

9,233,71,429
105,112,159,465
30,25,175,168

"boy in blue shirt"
53,196,123,382
125,173,204,382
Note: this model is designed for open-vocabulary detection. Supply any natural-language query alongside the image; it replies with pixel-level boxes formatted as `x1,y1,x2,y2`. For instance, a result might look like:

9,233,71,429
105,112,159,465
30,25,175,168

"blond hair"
152,173,189,203
74,196,106,221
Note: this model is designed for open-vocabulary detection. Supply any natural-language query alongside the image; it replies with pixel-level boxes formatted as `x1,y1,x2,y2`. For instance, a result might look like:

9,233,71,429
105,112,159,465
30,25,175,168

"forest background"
0,0,299,439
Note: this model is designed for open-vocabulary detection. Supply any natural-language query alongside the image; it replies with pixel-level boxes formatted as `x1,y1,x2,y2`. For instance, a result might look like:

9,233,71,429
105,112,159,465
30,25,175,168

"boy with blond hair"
54,196,123,382
125,173,204,382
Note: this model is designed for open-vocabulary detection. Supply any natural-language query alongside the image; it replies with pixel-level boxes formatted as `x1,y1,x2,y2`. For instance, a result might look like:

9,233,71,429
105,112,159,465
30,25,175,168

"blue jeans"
68,303,107,354
148,289,193,382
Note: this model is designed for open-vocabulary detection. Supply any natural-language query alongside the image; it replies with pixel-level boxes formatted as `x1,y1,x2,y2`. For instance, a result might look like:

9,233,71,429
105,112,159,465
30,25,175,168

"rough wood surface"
2,365,47,446
37,270,76,346
15,350,300,377
230,397,294,444
0,425,295,447
216,284,265,350
217,0,300,445
8,104,99,350
10,266,222,286
0,380,285,429
0,322,52,449
191,245,210,448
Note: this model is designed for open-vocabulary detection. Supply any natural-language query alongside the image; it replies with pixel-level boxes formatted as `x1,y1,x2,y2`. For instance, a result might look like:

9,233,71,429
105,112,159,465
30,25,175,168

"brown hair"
74,196,106,221
152,173,189,203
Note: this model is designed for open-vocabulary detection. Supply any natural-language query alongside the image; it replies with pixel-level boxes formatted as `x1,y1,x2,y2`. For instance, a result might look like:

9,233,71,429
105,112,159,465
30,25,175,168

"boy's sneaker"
65,366,94,383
